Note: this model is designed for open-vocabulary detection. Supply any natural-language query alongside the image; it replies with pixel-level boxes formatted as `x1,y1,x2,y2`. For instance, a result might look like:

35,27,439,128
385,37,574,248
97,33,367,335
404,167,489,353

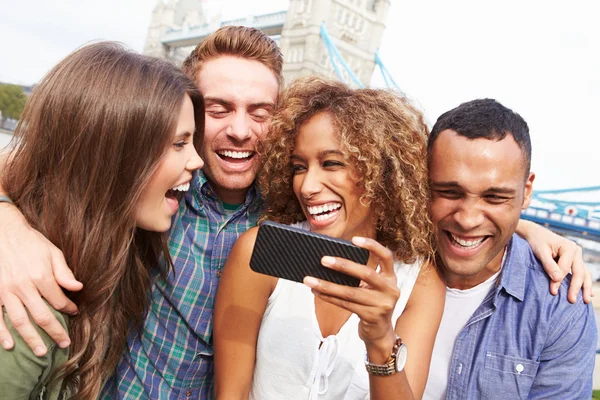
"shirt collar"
191,170,263,213
496,234,527,302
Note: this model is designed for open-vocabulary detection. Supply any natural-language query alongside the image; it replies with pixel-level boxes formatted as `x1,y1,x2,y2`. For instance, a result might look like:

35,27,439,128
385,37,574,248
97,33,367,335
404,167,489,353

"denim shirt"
445,234,597,399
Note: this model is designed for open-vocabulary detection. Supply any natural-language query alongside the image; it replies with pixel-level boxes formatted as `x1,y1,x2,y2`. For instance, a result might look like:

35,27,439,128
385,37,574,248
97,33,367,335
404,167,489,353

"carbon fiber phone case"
250,221,369,287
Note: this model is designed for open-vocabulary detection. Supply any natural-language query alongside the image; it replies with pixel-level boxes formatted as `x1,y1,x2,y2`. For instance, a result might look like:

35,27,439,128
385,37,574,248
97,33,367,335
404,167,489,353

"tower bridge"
144,0,394,87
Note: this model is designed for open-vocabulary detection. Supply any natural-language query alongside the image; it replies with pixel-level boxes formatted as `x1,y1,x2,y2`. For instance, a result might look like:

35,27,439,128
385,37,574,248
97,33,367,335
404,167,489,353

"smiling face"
195,55,279,204
291,112,375,241
429,129,534,289
136,94,204,232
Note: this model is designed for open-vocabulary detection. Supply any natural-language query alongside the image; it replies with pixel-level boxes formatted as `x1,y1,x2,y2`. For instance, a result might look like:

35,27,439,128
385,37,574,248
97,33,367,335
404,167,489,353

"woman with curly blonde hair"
214,77,445,399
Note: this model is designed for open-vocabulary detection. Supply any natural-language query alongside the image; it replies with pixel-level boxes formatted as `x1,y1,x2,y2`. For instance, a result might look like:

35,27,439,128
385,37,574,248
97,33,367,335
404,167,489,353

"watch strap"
0,195,14,205
364,335,403,376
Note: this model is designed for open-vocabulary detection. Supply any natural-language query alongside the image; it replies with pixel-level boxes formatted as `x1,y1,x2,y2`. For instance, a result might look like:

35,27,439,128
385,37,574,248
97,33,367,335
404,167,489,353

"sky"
0,0,598,191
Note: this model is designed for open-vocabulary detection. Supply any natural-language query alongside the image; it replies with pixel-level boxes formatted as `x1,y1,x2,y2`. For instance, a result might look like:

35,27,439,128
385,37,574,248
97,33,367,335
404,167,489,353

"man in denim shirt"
424,99,597,399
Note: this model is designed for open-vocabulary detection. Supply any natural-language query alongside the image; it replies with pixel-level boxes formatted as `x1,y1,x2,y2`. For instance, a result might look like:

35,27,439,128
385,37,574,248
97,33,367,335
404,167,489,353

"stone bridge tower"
279,0,391,84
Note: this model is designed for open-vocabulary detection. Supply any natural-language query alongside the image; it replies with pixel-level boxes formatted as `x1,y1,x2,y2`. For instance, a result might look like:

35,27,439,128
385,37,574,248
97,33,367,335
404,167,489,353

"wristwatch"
364,335,407,376
0,195,14,205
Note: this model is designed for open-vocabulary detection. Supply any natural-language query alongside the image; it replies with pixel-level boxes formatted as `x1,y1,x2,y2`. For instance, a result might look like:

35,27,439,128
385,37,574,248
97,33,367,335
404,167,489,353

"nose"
226,112,253,142
300,167,323,200
187,146,204,171
452,197,485,231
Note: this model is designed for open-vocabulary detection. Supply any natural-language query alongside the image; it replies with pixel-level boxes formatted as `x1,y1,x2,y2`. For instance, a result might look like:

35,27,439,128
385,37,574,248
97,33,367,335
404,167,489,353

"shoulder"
0,304,69,395
406,261,446,309
505,235,593,323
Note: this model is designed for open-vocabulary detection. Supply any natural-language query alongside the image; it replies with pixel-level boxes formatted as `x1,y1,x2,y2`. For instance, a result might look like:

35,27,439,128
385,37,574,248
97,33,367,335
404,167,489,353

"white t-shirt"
249,222,422,400
422,269,502,400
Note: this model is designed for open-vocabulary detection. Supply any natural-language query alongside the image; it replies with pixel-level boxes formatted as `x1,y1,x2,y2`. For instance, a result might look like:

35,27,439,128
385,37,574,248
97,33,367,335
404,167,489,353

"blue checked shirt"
443,234,597,399
101,171,262,399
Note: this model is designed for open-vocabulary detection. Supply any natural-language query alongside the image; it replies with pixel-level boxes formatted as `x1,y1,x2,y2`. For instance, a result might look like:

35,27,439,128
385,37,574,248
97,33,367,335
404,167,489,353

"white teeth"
219,150,252,159
450,233,485,248
307,203,341,217
171,182,190,192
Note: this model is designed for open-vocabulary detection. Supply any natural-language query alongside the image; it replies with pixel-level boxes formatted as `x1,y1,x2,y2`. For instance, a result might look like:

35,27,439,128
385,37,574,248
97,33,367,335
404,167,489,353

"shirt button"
186,389,192,397
515,363,524,373
217,270,222,278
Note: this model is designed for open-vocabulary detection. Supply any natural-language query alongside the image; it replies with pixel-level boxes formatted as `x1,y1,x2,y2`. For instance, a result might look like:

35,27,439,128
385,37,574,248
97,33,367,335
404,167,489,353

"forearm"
515,219,535,240
366,333,415,400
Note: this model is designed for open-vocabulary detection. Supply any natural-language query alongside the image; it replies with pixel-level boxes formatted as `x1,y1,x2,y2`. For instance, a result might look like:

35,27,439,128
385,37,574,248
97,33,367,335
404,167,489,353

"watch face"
395,343,408,372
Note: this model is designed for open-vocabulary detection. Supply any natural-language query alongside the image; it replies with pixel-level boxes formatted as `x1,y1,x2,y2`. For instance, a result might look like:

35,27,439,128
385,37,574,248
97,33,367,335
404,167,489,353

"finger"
311,288,394,324
51,249,83,293
567,246,586,304
582,267,592,304
321,256,393,291
549,280,560,296
19,290,71,349
538,249,566,283
36,274,79,315
351,237,394,274
555,244,577,279
0,311,15,350
304,275,387,308
2,293,47,356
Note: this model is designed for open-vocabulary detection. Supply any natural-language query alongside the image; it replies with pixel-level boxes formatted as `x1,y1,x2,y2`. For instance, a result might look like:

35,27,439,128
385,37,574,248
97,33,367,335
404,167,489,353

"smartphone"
249,221,369,287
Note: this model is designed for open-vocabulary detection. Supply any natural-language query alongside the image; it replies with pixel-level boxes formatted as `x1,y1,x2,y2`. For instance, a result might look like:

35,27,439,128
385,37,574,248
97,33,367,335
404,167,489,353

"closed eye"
323,160,344,168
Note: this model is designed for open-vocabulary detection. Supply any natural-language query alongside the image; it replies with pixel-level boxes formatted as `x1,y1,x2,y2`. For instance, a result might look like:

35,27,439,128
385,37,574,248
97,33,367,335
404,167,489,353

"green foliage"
0,84,27,120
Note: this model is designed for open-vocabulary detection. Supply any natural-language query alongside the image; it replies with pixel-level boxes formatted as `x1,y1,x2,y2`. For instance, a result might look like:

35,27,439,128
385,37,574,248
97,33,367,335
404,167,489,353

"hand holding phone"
250,221,369,287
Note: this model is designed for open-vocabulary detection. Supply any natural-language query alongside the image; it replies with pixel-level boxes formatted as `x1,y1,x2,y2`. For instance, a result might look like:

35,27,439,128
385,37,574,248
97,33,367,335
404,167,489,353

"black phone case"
250,221,369,287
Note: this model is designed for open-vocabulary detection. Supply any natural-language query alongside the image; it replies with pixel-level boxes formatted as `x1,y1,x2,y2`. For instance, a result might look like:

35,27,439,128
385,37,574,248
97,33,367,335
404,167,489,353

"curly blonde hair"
258,77,434,263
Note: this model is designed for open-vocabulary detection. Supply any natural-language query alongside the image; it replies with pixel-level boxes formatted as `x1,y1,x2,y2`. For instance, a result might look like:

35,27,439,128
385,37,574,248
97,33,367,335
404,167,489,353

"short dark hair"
428,98,531,176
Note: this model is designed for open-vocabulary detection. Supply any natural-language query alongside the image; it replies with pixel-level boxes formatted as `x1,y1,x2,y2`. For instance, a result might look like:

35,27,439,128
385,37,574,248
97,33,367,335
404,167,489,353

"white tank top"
250,222,421,400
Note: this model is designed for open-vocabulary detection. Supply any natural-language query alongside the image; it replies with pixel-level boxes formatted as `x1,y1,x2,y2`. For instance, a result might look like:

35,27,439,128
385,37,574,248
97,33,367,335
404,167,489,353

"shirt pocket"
482,352,539,399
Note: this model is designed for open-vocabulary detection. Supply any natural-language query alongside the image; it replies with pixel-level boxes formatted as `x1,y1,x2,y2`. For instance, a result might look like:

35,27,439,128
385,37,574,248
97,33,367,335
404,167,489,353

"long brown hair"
2,42,204,398
258,77,434,264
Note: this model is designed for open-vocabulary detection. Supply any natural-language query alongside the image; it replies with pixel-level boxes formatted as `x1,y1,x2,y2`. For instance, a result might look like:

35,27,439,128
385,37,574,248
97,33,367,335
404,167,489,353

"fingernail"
2,340,11,349
352,237,366,246
304,277,319,287
321,256,335,266
59,340,70,348
34,346,46,356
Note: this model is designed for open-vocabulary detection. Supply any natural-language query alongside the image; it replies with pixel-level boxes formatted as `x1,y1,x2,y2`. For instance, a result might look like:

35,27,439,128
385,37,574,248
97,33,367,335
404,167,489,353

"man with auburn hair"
0,27,592,399
423,99,596,399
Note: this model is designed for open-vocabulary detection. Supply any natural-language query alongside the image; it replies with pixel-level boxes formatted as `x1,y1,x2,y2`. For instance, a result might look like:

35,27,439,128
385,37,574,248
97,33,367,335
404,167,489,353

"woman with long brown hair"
0,42,203,398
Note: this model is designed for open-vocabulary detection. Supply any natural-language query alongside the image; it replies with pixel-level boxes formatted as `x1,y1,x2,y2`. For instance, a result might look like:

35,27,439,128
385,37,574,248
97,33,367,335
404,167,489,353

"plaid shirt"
101,171,262,399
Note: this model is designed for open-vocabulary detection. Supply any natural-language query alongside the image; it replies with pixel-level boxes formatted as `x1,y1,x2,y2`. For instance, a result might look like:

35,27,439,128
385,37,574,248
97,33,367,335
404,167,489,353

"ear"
522,172,535,210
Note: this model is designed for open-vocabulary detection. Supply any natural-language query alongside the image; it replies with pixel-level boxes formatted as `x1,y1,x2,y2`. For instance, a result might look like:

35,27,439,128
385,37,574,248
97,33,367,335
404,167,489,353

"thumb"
51,251,83,291
538,250,564,282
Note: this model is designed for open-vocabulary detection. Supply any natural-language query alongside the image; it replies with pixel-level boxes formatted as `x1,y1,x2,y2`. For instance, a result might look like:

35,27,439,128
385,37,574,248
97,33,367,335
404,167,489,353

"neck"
443,248,505,290
210,184,249,205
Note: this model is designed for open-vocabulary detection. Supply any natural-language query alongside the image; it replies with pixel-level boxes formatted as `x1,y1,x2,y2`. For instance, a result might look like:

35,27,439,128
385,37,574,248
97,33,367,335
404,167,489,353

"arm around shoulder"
213,227,278,400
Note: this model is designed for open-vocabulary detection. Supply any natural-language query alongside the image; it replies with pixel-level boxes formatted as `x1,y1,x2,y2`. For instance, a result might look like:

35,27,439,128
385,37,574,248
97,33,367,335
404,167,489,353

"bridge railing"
521,206,600,238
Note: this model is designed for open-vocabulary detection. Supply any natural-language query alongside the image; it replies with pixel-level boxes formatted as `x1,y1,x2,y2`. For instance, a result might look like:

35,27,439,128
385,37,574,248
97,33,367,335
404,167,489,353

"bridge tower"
143,0,392,86
280,0,391,84
144,0,211,63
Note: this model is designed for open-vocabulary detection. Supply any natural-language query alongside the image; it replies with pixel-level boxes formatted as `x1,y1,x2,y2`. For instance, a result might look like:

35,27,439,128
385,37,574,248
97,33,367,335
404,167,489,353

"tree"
0,84,27,120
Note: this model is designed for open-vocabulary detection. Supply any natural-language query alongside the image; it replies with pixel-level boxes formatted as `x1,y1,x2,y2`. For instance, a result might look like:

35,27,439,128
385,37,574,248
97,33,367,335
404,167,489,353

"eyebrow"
430,181,516,194
290,149,344,161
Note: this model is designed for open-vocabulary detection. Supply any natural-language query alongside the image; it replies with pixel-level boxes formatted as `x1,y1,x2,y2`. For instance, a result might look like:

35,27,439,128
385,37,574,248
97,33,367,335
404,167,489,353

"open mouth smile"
447,231,489,250
217,150,255,163
307,202,342,222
